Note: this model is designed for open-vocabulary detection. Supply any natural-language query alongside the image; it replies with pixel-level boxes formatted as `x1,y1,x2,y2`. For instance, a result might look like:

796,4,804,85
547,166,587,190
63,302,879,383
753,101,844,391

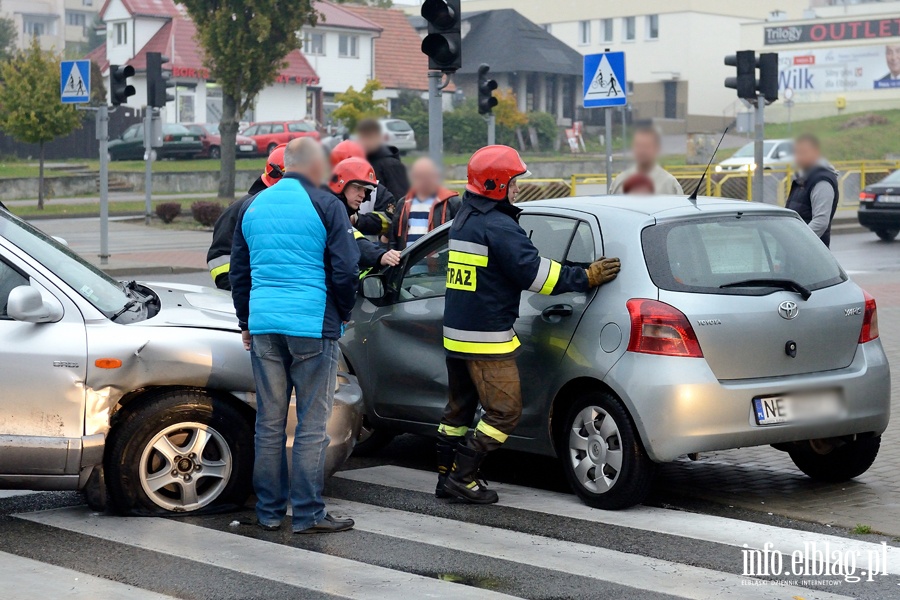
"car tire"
874,229,898,242
558,391,656,510
209,146,221,159
267,143,278,155
352,414,397,457
105,389,254,516
788,436,880,482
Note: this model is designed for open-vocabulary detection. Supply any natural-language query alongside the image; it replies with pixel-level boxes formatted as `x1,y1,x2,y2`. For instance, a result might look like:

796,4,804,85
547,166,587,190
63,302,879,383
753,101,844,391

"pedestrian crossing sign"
60,60,91,104
583,52,627,108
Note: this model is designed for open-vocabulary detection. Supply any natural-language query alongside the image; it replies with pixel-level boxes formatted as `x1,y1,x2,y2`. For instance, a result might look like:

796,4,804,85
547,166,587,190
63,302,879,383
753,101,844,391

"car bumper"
390,139,416,152
608,341,891,462
858,202,900,229
325,373,364,476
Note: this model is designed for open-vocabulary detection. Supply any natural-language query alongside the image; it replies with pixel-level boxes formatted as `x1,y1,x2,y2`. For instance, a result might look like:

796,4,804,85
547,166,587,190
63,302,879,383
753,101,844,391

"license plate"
183,136,195,142
753,391,842,426
239,145,253,151
878,194,900,203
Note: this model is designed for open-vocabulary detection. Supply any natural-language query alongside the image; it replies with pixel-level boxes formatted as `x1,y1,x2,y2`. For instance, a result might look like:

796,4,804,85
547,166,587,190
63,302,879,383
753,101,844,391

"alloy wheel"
568,405,623,494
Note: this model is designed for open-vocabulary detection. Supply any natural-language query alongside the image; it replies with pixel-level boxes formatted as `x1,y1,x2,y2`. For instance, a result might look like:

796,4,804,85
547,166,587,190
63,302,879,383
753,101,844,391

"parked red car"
240,121,320,155
185,124,258,159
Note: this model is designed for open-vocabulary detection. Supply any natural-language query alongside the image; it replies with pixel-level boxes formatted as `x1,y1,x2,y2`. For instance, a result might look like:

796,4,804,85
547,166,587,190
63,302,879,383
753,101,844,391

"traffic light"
477,63,498,115
109,64,135,107
146,52,174,108
757,52,779,103
724,50,757,100
421,0,461,72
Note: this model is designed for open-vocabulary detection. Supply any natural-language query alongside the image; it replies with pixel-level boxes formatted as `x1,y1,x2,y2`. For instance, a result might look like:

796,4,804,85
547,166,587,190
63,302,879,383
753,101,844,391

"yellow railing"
446,160,899,210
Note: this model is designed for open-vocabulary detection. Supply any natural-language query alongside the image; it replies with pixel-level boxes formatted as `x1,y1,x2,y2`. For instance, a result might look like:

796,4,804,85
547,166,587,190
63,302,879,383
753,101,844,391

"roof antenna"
688,127,729,204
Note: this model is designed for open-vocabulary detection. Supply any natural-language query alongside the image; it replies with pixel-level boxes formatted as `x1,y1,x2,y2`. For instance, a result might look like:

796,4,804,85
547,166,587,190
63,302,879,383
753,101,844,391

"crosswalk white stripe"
0,549,178,600
326,498,852,600
17,507,518,600
337,465,900,575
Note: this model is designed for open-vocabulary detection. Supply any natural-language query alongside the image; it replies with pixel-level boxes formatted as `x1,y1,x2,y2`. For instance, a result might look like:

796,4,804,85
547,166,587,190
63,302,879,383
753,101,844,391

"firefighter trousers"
438,357,523,453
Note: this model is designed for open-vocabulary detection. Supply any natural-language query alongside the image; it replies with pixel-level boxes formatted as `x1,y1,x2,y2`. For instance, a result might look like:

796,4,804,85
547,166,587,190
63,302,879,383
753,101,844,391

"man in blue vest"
785,134,839,247
230,138,360,533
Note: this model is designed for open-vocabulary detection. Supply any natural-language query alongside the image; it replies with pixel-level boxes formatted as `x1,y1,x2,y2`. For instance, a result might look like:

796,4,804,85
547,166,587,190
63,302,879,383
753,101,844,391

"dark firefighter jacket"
367,145,409,199
355,183,396,238
207,176,268,290
443,192,590,359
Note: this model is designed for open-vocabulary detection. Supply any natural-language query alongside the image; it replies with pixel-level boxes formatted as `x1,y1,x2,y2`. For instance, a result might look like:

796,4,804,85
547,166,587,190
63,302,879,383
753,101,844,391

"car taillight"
859,290,879,343
859,192,876,202
626,299,703,358
164,134,174,142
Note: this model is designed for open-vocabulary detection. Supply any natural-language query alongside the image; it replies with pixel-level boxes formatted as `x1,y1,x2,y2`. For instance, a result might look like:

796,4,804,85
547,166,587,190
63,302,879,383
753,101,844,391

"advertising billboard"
778,43,900,100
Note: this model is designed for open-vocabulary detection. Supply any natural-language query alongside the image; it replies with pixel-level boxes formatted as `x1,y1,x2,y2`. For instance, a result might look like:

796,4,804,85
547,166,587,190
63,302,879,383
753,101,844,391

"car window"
565,222,595,268
0,258,28,318
288,122,314,133
163,124,191,135
881,170,900,184
642,215,846,296
385,120,412,132
243,125,258,136
185,125,204,136
398,237,449,301
123,125,140,140
518,215,579,263
256,124,271,135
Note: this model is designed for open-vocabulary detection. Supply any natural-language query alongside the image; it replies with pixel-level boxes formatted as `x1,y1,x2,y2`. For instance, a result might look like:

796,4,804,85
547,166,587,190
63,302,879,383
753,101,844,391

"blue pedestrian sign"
60,60,91,104
583,52,627,108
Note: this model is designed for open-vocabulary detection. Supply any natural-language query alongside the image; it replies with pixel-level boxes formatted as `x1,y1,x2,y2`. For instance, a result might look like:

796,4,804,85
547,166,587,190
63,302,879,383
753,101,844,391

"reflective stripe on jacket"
442,192,590,359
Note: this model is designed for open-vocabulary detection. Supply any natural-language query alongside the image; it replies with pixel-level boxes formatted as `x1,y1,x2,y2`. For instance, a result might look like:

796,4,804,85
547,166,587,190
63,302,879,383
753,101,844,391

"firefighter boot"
444,445,499,504
435,440,457,498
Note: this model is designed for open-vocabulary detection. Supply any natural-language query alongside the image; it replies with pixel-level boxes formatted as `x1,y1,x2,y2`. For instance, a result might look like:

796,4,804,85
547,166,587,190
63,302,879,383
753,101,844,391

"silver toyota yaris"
343,196,891,509
0,209,362,515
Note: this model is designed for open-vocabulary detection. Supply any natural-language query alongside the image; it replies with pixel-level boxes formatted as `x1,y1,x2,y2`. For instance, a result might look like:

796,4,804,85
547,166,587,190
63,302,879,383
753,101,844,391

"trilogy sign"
765,18,900,45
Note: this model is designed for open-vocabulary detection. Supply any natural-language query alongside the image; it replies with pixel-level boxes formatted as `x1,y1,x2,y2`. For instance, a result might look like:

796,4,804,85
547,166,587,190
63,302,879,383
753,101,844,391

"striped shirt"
407,197,435,244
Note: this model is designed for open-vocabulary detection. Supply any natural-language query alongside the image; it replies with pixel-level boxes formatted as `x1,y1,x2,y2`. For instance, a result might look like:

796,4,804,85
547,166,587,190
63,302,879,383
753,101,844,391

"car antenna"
688,127,729,205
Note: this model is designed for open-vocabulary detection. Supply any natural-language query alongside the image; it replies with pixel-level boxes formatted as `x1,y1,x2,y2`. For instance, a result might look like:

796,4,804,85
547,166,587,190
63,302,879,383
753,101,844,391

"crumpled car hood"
140,281,240,331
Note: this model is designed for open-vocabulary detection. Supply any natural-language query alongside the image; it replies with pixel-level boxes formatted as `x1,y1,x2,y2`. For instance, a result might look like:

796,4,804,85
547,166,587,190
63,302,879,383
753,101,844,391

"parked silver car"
0,210,362,515
379,118,417,153
342,196,890,509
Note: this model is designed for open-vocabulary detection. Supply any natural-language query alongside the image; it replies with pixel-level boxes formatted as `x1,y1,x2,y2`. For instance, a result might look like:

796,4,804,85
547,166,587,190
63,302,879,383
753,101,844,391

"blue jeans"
250,334,338,531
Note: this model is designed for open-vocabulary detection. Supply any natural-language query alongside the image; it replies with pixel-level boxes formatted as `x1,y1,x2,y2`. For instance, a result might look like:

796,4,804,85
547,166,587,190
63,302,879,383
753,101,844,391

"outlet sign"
765,18,900,46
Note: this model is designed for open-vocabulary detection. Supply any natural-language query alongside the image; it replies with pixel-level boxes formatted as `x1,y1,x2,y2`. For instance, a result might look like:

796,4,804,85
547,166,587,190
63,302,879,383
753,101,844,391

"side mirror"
7,285,63,323
361,274,385,301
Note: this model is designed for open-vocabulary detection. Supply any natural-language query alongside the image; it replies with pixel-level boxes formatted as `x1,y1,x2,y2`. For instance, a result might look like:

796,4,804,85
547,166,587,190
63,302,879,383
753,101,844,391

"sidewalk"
33,217,211,276
5,191,237,208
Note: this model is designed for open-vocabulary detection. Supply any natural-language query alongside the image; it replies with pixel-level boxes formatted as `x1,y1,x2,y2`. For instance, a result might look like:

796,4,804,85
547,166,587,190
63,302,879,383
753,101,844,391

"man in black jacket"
785,134,840,247
355,118,409,200
207,143,286,289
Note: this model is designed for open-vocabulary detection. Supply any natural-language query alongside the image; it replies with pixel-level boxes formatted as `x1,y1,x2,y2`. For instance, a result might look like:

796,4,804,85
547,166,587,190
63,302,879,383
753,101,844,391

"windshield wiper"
719,278,812,300
110,300,139,322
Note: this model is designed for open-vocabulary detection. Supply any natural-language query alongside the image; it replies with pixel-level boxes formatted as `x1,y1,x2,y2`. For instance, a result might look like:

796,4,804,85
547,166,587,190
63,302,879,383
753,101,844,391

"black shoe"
435,440,457,499
256,520,281,532
444,445,499,505
294,513,355,534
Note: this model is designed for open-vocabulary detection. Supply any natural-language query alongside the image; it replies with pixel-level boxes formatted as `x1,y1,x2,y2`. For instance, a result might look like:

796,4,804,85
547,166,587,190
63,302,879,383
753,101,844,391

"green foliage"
528,112,559,149
181,0,318,197
90,60,107,104
394,93,428,149
332,79,389,131
493,88,527,130
86,15,106,53
0,11,15,64
391,89,425,118
0,38,84,208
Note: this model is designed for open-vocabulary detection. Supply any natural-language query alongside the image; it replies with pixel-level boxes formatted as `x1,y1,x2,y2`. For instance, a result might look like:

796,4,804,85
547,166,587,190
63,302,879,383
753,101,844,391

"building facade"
2,0,100,53
741,0,900,122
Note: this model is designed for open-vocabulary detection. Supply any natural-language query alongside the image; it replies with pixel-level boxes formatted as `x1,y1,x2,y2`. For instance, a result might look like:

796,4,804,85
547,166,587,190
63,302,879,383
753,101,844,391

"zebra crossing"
3,465,897,600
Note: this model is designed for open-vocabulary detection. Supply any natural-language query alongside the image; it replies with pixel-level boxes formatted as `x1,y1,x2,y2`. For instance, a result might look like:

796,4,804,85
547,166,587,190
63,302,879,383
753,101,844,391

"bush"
154,202,181,224
528,112,559,150
191,201,224,227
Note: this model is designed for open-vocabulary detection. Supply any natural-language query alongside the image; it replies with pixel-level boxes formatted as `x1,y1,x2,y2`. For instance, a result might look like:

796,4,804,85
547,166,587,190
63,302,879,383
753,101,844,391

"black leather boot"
435,440,457,498
443,445,498,504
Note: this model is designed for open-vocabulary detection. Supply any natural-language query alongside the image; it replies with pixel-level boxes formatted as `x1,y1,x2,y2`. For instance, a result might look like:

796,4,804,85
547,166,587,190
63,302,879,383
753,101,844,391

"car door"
122,124,143,159
0,248,88,480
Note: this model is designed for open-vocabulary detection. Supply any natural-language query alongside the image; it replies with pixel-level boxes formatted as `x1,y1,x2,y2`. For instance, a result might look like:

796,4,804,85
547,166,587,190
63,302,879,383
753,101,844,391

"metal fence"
447,160,900,209
0,109,142,161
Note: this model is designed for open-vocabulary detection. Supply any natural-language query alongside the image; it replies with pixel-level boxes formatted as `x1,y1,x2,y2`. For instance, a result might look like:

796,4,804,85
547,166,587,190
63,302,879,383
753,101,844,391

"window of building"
303,32,325,56
601,18,613,42
83,0,93,5
338,34,358,58
114,22,127,46
66,12,87,27
646,14,659,39
23,19,46,36
578,20,591,45
624,17,635,41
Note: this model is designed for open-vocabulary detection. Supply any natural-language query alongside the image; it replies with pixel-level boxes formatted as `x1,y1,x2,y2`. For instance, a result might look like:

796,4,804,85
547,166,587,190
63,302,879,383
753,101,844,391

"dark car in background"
108,123,203,161
185,124,258,159
241,121,320,155
858,169,900,241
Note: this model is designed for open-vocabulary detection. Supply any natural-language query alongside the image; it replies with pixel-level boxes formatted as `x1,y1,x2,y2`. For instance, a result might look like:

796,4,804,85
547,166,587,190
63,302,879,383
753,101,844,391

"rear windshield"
385,120,412,132
288,122,315,132
642,214,846,296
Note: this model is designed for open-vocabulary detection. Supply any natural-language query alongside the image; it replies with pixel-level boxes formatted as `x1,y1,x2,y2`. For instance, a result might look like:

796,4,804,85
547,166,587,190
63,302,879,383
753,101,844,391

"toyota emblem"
778,300,799,320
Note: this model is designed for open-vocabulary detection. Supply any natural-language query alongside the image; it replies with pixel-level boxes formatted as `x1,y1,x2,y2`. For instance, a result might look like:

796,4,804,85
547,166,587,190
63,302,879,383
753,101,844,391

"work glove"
585,257,621,288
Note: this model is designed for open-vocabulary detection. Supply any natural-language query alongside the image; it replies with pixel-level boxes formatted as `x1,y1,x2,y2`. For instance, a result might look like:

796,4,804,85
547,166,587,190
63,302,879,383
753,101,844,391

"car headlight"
745,163,757,172
714,165,723,173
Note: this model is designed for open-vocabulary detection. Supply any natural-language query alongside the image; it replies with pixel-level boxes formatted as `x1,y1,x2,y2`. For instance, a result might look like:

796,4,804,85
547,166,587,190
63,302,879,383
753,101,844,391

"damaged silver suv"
0,210,362,515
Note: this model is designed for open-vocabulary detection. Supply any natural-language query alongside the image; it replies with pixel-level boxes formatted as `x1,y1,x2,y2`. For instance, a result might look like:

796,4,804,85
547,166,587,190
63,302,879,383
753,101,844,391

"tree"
0,38,83,209
86,15,106,53
494,88,528,130
331,79,389,132
90,60,107,105
0,11,16,64
181,1,318,199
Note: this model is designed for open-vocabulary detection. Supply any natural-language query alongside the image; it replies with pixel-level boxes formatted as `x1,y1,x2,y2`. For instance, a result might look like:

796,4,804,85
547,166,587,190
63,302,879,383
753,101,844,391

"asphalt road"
1,230,898,599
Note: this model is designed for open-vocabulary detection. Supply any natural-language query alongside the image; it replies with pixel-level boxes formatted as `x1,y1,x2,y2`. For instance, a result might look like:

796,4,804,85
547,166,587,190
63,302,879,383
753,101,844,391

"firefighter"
206,143,286,290
436,145,621,504
329,157,401,273
330,140,396,242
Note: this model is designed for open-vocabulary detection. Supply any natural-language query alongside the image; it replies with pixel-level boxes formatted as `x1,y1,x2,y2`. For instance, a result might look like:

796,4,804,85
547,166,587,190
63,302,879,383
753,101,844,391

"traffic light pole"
144,110,153,225
487,114,496,146
605,108,613,195
754,96,765,203
96,106,110,264
428,70,445,165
